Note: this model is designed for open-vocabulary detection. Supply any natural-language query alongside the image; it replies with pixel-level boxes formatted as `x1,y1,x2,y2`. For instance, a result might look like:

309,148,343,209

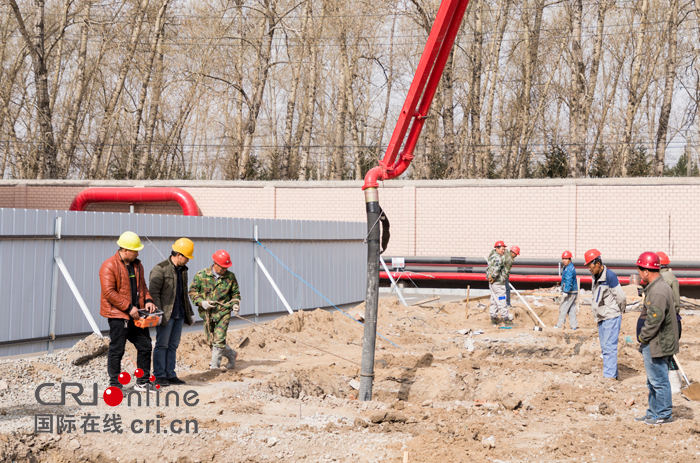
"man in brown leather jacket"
100,231,157,391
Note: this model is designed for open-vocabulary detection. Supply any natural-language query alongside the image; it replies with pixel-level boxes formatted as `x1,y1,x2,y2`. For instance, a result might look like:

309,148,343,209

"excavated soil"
3,289,700,462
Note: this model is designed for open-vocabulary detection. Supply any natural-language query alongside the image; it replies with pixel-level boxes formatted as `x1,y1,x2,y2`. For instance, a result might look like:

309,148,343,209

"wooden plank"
411,296,439,306
466,285,470,319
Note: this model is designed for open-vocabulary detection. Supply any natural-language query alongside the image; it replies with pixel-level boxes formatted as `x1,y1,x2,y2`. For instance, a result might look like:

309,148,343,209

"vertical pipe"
254,225,259,323
48,216,62,353
360,188,381,401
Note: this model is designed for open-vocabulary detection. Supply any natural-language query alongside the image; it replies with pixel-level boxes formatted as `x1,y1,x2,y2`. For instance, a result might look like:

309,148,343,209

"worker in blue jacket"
554,251,578,330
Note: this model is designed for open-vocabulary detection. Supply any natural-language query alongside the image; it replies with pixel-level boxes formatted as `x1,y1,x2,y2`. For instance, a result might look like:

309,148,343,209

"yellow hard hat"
117,231,144,251
172,238,194,259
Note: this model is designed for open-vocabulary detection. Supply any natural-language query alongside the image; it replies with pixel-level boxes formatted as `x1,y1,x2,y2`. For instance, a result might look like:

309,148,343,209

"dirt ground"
3,287,700,462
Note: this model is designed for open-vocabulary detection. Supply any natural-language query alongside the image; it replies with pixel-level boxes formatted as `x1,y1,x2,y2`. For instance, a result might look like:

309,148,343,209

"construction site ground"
3,287,700,462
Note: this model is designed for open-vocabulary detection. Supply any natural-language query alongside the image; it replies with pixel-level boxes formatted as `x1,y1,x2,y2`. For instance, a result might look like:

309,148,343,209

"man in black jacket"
149,238,195,386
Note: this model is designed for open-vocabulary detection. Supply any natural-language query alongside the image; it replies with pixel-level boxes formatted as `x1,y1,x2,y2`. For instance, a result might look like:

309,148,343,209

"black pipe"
360,188,381,401
384,256,700,270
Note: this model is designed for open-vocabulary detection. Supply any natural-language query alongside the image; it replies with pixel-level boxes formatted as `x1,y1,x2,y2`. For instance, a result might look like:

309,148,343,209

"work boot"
503,319,514,327
210,347,224,369
222,345,238,370
490,317,500,325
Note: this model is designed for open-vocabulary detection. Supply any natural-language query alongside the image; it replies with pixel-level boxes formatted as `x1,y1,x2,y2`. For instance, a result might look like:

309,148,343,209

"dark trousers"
107,318,152,387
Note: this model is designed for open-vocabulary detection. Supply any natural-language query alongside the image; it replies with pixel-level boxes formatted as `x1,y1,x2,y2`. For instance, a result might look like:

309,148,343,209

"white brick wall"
2,178,699,261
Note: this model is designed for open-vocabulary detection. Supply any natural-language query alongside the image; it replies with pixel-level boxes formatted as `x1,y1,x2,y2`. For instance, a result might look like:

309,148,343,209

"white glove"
232,303,240,316
201,300,214,310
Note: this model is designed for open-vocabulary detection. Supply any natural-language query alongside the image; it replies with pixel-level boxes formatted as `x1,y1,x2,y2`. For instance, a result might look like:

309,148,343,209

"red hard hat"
584,249,601,265
510,245,520,256
494,240,506,248
561,251,573,259
637,251,660,270
656,251,670,266
212,249,232,268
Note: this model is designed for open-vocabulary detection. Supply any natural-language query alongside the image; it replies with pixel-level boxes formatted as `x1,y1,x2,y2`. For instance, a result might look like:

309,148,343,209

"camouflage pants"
199,308,231,348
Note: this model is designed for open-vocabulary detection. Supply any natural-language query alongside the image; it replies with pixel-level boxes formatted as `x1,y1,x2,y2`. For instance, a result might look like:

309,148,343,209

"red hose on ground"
379,271,700,286
69,188,200,216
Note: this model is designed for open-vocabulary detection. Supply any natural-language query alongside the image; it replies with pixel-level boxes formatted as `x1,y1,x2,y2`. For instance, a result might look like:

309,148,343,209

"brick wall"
0,178,697,261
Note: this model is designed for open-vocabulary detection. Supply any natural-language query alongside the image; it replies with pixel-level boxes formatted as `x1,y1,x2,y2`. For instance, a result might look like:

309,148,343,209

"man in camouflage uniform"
188,250,241,369
487,241,511,325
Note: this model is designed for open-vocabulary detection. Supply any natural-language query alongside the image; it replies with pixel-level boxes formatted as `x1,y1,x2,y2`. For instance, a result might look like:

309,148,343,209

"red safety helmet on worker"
562,250,573,259
212,250,232,268
656,251,671,267
637,251,660,270
584,248,601,266
494,240,506,248
510,245,520,256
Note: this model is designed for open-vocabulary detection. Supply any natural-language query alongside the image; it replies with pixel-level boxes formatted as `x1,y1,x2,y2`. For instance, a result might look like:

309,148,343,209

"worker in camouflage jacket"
487,241,511,325
188,250,241,370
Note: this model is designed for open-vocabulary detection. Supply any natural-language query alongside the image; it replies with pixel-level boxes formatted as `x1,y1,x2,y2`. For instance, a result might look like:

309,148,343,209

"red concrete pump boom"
359,0,472,402
363,0,471,189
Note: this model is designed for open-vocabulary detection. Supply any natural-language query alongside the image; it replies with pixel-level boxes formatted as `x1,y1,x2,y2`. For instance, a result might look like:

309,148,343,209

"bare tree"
5,0,59,178
653,0,679,176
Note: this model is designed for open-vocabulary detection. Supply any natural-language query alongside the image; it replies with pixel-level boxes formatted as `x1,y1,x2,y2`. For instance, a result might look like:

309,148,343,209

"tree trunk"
469,0,483,178
482,0,510,177
568,0,608,177
618,0,649,176
515,0,544,179
127,0,169,179
653,0,678,176
280,0,311,179
58,1,94,176
7,0,58,178
87,0,150,179
297,9,323,181
330,28,348,180
237,0,275,179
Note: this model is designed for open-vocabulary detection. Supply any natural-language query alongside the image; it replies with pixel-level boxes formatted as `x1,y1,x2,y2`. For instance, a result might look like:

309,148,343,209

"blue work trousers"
153,316,184,379
598,316,621,378
641,343,673,420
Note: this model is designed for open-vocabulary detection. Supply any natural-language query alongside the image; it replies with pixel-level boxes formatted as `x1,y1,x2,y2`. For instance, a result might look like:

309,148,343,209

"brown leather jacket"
99,251,153,320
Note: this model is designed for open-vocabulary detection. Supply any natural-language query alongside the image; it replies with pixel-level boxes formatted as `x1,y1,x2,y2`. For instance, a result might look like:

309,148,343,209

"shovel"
673,355,700,401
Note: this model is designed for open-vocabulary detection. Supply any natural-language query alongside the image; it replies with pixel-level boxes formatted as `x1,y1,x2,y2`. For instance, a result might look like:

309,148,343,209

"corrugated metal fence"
0,208,366,357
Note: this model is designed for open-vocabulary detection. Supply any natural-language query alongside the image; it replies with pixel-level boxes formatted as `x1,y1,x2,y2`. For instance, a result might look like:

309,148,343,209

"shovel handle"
673,355,692,387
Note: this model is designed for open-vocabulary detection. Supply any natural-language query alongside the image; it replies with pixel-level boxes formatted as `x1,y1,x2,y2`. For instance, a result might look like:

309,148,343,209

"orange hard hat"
584,249,601,265
637,251,660,270
510,246,520,256
212,249,232,268
656,252,670,266
561,251,573,259
494,240,506,248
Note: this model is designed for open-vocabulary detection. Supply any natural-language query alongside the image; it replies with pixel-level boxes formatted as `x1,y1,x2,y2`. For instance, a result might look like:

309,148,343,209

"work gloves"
232,303,240,316
201,300,214,311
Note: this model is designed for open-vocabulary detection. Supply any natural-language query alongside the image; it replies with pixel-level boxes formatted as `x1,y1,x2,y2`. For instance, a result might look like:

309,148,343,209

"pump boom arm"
363,0,471,189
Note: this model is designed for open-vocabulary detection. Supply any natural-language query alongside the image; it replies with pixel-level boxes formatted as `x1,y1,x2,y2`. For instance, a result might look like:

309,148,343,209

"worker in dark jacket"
554,251,578,330
100,231,156,391
635,252,679,425
149,238,196,387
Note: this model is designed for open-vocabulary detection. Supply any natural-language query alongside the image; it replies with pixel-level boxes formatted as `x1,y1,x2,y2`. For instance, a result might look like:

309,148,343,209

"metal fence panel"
0,208,365,356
